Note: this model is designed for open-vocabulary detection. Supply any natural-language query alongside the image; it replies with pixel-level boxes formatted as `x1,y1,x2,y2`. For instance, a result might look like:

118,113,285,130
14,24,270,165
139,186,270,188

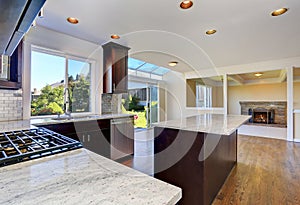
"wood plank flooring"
121,132,300,205
213,135,300,205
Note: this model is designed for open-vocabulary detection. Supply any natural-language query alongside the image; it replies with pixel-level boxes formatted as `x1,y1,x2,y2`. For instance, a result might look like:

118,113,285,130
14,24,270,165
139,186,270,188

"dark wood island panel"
154,127,237,205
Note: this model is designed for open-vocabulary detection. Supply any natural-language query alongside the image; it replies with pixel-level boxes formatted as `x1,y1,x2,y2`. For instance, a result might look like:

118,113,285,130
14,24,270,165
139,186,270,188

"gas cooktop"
0,127,82,167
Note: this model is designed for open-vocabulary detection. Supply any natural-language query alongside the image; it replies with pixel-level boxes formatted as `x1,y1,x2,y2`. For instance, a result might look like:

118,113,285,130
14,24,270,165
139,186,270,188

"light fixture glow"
67,17,79,24
254,72,263,77
180,1,193,9
271,8,288,16
111,34,120,39
206,29,217,35
168,61,178,67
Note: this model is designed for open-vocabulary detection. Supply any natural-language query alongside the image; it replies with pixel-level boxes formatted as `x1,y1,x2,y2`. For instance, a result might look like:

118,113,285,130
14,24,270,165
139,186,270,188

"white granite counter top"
0,148,181,205
0,120,34,132
31,113,135,126
0,114,135,132
153,114,251,135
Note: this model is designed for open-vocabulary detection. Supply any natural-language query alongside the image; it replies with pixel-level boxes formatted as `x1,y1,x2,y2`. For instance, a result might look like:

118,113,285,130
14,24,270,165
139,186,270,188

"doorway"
122,81,159,129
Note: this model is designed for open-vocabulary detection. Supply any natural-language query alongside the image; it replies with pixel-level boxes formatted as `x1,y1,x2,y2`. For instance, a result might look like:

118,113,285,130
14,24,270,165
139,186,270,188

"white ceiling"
36,0,300,73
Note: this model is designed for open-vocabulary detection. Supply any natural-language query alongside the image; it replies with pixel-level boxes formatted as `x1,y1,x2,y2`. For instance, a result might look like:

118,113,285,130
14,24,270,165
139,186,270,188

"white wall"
163,71,225,120
163,71,186,120
23,26,103,119
228,83,287,115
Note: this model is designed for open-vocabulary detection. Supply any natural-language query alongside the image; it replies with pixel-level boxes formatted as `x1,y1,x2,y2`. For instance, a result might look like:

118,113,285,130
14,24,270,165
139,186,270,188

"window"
196,84,212,108
31,49,91,116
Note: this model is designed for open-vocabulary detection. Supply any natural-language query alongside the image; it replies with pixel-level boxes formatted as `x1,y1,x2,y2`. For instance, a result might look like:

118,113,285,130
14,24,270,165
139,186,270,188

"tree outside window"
31,50,91,116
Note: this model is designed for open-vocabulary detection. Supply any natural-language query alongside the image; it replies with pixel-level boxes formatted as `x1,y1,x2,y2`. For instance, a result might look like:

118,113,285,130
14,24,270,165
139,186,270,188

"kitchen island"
0,148,181,205
153,114,250,205
0,118,181,205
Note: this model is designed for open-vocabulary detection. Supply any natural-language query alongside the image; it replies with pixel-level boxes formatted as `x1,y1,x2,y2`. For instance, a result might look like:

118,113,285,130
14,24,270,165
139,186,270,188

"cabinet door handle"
82,134,85,142
88,134,90,142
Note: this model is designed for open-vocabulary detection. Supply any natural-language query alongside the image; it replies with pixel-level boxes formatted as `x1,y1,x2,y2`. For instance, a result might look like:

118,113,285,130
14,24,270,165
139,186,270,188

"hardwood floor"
213,135,300,205
121,132,300,205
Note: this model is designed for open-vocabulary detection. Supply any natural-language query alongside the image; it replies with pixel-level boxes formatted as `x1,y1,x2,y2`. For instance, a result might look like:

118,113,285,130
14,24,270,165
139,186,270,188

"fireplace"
250,108,274,124
239,101,287,127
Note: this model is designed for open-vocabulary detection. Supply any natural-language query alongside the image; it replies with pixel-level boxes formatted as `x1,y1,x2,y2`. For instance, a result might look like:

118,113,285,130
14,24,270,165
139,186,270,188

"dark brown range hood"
0,0,46,56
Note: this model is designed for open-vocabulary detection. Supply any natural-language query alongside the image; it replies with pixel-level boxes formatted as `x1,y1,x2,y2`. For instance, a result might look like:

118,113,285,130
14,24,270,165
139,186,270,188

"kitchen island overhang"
153,114,250,205
0,118,182,205
0,148,182,205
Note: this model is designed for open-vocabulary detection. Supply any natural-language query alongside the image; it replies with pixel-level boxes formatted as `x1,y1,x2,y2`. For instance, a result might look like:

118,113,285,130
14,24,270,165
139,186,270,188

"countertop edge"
154,114,251,135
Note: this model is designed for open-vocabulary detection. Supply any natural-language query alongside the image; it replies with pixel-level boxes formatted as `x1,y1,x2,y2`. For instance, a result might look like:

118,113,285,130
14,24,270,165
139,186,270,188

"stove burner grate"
0,127,82,167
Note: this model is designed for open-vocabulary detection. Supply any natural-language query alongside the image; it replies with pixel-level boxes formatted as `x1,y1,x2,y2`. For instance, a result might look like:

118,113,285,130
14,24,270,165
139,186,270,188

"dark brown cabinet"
38,117,134,160
102,42,130,93
154,127,237,205
77,130,110,158
0,43,22,89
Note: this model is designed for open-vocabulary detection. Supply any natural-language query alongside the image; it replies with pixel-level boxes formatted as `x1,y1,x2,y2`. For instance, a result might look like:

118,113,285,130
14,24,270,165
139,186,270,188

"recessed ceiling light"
67,17,79,24
206,29,217,35
168,61,178,67
254,72,263,77
111,34,120,39
180,1,193,9
271,8,288,16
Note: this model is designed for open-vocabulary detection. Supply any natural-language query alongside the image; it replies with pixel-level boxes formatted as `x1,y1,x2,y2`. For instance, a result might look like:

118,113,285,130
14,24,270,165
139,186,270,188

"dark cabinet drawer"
41,122,76,135
72,119,110,132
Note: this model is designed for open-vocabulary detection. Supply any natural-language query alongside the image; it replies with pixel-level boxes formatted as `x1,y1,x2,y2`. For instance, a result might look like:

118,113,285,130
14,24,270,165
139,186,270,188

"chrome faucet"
63,87,71,117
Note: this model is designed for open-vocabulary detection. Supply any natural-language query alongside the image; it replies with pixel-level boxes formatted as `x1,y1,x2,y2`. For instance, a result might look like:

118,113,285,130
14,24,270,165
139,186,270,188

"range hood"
0,0,46,56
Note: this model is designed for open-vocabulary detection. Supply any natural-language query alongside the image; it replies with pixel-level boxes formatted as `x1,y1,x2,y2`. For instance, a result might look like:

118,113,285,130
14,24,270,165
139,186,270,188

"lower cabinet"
77,130,110,158
37,117,134,160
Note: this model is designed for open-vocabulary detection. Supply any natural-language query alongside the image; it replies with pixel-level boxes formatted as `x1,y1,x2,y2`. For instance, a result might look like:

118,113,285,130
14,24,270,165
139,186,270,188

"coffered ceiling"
35,0,300,73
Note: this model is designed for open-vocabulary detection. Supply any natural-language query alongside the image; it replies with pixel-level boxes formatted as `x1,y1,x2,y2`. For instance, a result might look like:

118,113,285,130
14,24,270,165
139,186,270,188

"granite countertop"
153,114,251,135
0,119,33,132
31,113,135,126
0,114,135,132
0,149,181,205
0,114,134,133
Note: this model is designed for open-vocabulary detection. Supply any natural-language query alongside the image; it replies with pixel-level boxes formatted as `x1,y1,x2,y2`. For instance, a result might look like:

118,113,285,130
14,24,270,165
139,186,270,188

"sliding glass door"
122,82,159,129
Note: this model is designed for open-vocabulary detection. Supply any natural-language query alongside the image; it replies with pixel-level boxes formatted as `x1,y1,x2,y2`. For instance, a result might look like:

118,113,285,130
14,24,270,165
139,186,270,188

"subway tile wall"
0,90,23,122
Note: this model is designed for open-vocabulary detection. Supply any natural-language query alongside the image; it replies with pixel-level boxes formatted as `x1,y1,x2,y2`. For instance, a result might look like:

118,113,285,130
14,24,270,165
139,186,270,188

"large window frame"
29,45,96,118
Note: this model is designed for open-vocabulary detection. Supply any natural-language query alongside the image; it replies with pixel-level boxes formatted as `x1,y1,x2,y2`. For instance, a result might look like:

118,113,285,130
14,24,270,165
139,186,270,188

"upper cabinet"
102,42,130,94
0,42,22,89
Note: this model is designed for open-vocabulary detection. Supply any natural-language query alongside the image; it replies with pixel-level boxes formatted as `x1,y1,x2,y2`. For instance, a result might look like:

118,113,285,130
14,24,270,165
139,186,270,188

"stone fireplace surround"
239,101,287,127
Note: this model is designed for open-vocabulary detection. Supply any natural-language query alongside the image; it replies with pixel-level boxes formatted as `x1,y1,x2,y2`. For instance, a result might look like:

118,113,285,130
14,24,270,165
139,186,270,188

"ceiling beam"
228,74,244,85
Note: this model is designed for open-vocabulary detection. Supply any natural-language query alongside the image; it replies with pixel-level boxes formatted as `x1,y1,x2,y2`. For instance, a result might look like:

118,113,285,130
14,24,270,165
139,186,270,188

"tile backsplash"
101,93,122,114
0,89,23,122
